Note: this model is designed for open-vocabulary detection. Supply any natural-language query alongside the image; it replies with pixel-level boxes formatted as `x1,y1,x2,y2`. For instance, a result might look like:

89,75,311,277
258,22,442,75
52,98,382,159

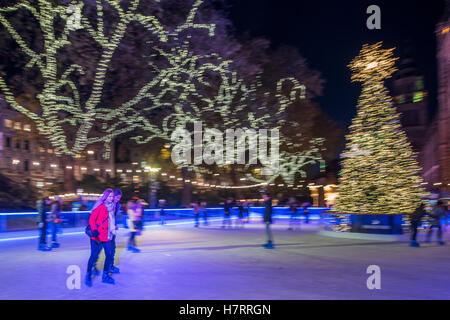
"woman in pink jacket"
85,189,116,286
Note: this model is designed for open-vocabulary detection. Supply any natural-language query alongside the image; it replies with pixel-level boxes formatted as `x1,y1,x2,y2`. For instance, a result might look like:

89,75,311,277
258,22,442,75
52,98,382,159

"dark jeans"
39,222,47,245
265,222,273,242
427,224,442,242
195,214,199,226
129,232,137,246
410,221,419,241
50,221,58,242
87,239,113,274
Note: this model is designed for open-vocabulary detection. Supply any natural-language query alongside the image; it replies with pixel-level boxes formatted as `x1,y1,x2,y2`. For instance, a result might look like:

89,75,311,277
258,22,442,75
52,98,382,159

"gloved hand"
92,229,100,237
38,222,44,228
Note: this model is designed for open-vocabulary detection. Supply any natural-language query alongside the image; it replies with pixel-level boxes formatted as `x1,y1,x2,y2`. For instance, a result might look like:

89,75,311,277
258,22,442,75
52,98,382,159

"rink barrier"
0,207,329,232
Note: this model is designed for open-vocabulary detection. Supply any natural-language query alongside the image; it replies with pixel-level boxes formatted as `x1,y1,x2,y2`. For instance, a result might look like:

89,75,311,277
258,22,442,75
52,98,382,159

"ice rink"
0,218,449,300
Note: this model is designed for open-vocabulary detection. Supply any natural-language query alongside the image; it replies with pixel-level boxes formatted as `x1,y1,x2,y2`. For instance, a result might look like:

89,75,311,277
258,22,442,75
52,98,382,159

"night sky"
227,0,447,128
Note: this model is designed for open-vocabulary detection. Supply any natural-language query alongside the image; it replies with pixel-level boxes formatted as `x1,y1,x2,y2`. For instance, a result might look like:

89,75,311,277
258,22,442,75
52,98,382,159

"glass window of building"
4,119,12,128
396,95,405,104
15,139,21,149
413,91,423,103
23,124,31,131
24,140,29,150
24,159,29,172
14,122,21,130
5,136,10,148
415,78,423,91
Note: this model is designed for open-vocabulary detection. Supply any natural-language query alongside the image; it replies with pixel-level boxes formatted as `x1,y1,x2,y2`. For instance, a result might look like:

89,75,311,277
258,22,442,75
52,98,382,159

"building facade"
392,54,429,152
420,7,450,194
0,97,115,192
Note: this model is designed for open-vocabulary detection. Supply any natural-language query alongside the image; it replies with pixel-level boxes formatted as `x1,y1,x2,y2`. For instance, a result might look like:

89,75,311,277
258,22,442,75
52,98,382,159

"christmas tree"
334,42,426,215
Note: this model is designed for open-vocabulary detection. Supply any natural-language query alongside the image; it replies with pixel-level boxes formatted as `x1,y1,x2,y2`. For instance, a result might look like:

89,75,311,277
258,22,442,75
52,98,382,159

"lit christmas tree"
334,42,427,215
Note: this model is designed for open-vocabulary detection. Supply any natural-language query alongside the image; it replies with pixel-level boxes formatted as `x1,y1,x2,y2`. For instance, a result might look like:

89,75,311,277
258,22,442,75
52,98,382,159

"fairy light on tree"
0,0,325,186
334,42,427,215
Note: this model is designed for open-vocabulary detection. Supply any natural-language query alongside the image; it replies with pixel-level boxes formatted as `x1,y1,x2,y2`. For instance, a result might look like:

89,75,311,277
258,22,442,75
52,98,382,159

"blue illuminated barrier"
321,213,409,235
0,207,330,232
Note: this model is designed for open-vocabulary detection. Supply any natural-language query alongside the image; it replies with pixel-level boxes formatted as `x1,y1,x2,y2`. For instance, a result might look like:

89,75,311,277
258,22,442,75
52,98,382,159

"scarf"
104,201,116,240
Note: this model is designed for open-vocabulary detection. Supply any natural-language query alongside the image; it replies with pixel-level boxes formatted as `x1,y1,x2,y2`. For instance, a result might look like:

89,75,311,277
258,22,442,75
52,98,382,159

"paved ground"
0,218,449,300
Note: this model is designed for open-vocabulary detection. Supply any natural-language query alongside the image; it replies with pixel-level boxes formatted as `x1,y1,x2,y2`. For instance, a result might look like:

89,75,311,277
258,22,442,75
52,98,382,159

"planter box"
350,214,403,235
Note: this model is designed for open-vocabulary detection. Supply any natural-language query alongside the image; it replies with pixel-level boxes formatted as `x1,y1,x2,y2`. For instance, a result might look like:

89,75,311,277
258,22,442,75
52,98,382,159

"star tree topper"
348,42,398,83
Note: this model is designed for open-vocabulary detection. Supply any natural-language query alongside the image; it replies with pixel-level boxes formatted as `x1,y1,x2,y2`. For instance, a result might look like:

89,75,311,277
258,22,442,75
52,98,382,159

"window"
5,136,10,148
14,122,21,130
24,140,29,150
15,139,21,149
24,160,29,172
415,78,423,91
413,91,423,103
396,95,405,104
23,124,31,131
4,119,12,128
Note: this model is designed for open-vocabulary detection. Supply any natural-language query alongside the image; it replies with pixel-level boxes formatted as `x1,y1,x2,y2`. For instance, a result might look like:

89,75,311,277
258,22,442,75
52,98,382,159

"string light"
0,0,324,186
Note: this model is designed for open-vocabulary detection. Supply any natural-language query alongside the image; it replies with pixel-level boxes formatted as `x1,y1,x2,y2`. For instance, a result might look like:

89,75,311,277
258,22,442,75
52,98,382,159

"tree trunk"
61,155,75,192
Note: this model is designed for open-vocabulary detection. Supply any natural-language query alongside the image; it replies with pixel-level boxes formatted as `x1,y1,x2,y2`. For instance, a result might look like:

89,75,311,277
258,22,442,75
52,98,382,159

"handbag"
85,216,109,237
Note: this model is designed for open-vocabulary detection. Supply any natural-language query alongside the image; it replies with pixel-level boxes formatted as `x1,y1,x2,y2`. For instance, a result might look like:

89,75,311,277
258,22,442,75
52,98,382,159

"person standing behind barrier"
85,189,116,286
201,201,208,226
158,199,167,225
127,201,141,252
36,197,51,251
192,201,200,227
410,203,426,247
287,197,299,231
302,202,310,224
236,202,245,228
49,197,62,248
262,194,274,249
426,200,447,245
245,201,251,223
222,199,233,229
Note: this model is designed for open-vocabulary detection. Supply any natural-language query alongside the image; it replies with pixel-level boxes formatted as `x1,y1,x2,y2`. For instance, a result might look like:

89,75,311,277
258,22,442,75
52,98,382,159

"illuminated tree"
334,42,427,215
0,0,327,188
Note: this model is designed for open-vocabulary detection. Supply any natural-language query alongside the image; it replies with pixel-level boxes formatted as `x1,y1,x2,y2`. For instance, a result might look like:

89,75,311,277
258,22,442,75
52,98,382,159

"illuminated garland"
334,42,427,215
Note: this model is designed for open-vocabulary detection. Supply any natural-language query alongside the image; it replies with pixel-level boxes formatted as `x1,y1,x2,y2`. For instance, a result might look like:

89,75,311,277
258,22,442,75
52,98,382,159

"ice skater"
192,201,200,227
222,199,233,229
201,201,208,226
262,194,274,249
302,202,310,224
85,189,116,286
287,197,299,231
426,200,447,245
236,202,245,228
410,202,426,247
36,197,51,251
49,197,62,248
158,199,167,225
127,200,141,253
